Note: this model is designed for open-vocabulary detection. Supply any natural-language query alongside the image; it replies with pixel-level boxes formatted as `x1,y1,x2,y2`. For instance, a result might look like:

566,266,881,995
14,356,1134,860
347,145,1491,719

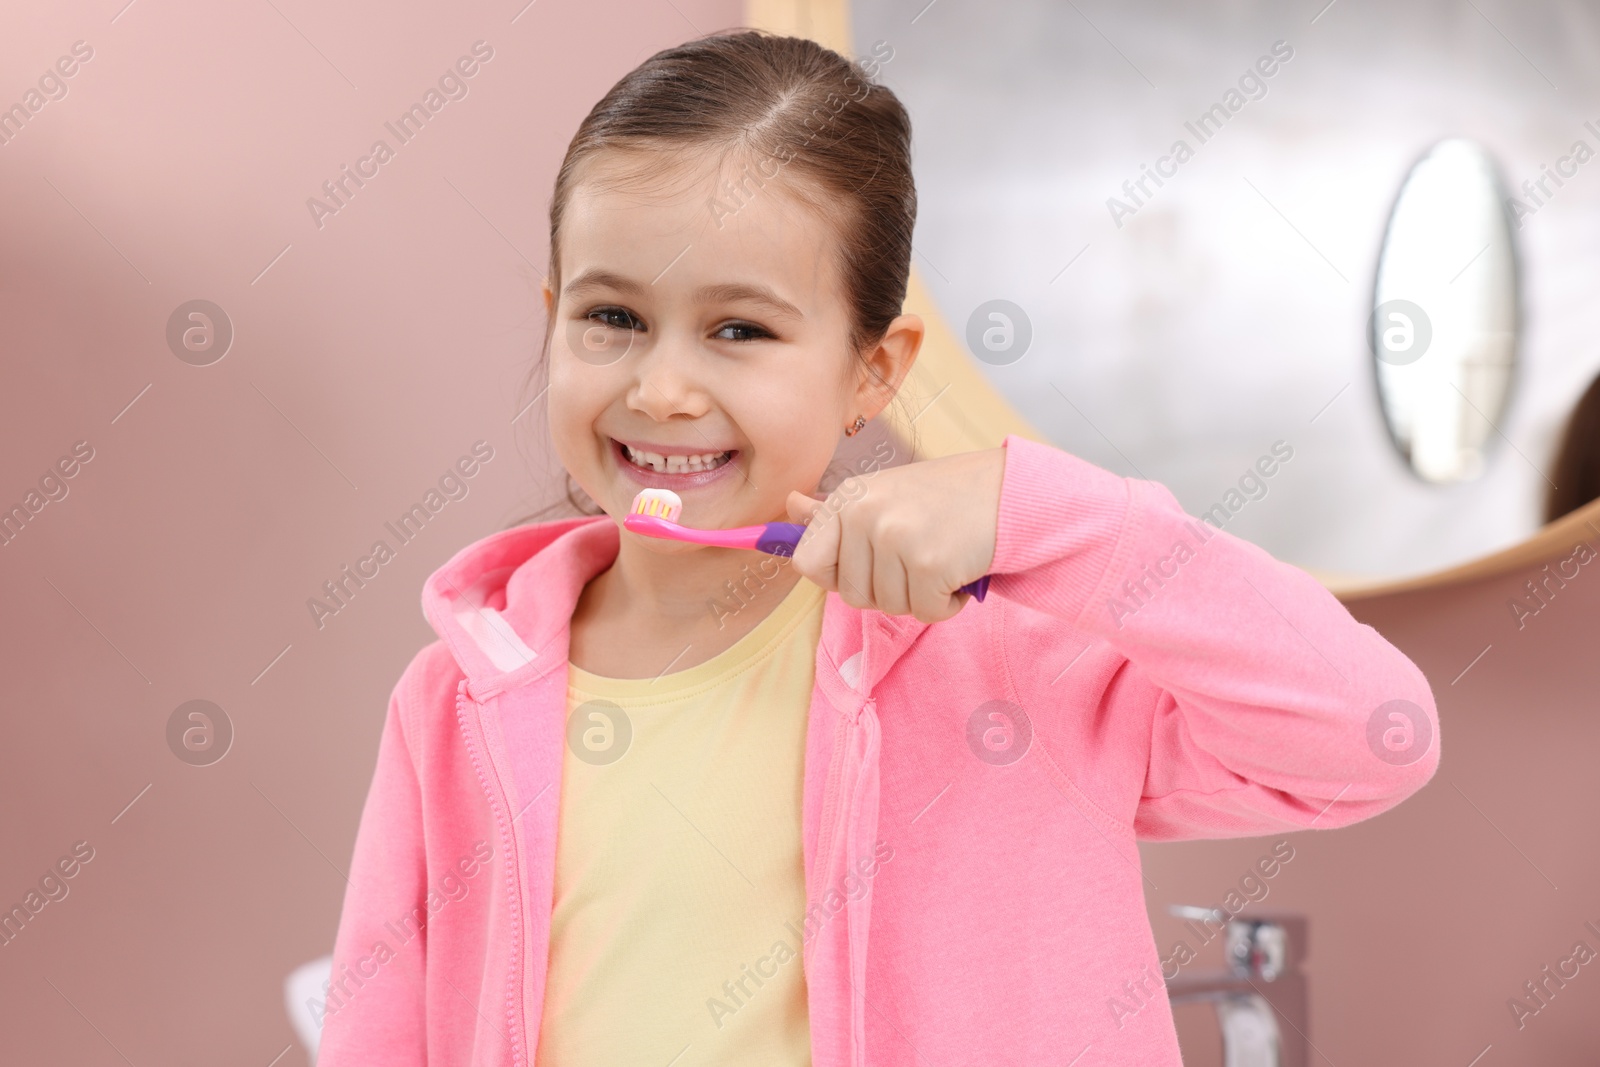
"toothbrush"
624,487,991,602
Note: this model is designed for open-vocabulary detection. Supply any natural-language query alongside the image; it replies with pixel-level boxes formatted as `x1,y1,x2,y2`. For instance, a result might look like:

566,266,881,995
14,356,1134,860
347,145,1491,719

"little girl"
316,29,1439,1067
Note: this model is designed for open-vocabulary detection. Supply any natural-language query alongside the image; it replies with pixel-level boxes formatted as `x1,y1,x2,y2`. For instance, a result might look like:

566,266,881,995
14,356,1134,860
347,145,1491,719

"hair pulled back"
544,29,913,361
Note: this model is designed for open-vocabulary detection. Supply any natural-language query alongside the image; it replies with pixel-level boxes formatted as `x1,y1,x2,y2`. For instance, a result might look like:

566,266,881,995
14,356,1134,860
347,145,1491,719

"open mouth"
618,440,736,475
610,437,741,489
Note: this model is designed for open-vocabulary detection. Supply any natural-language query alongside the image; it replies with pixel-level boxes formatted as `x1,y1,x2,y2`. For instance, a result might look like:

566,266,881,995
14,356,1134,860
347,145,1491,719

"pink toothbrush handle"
623,513,764,549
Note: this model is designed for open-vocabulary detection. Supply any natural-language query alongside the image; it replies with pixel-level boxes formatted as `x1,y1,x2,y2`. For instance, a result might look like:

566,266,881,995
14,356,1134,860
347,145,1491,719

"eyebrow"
562,268,804,320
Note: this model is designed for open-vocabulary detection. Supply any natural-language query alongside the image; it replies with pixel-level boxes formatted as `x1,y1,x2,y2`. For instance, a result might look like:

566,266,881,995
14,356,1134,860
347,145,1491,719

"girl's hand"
784,446,1006,624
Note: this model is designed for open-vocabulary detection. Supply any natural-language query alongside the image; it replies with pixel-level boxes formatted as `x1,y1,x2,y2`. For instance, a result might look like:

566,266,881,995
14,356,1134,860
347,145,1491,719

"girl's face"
544,148,906,536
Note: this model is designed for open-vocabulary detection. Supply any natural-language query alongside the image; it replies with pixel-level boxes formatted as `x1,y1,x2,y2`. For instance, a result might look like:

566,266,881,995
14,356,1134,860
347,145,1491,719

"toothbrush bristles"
630,488,683,523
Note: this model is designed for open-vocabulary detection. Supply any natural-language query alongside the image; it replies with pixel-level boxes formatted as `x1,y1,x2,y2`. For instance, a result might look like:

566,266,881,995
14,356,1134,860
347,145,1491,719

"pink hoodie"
315,434,1439,1066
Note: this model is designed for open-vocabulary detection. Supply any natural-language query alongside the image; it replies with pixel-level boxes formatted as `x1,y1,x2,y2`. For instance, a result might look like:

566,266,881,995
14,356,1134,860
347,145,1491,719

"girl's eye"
587,307,641,331
715,321,771,342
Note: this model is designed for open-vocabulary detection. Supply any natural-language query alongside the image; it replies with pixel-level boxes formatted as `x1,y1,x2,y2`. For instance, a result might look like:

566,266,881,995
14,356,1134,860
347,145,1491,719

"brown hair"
1545,369,1600,524
516,28,917,522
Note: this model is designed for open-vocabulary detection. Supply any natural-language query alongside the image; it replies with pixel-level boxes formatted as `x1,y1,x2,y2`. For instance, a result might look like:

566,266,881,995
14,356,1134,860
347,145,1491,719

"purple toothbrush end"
755,521,808,557
959,575,991,603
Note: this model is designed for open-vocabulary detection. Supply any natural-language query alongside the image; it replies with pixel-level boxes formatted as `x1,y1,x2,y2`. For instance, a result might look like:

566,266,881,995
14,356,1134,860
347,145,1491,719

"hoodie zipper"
812,700,852,949
845,695,878,1067
813,688,880,1067
455,677,528,1066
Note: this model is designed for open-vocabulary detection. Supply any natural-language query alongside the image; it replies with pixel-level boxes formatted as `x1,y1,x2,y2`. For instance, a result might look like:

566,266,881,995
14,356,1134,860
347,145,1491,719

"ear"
852,312,924,421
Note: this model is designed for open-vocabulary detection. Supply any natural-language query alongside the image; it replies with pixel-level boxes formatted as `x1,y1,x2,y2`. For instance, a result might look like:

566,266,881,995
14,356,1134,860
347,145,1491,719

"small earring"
844,415,867,437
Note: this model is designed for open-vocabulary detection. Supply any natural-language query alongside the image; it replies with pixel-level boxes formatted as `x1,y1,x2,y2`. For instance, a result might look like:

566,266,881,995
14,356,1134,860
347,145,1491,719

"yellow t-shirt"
536,575,826,1067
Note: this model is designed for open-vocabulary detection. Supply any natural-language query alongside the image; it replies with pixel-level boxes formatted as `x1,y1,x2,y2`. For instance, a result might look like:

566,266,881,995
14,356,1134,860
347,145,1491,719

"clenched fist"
785,446,1005,624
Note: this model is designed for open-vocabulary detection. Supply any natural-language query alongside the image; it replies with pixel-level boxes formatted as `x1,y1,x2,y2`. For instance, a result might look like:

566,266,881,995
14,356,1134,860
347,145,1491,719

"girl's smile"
609,435,740,490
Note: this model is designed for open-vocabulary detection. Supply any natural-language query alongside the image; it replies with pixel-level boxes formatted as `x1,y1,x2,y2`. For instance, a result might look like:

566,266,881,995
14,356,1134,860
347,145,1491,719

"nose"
627,334,711,422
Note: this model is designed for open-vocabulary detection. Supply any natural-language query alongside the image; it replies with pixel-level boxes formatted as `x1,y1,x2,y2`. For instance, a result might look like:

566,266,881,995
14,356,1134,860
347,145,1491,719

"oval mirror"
1371,138,1519,484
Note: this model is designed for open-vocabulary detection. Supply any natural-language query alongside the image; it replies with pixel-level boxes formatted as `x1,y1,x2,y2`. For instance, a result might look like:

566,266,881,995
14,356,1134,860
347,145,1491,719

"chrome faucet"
1163,906,1308,1067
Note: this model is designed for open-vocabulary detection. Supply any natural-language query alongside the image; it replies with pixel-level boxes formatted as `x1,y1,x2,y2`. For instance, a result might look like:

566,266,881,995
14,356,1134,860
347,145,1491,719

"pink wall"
3,2,1596,1064
0,2,740,1062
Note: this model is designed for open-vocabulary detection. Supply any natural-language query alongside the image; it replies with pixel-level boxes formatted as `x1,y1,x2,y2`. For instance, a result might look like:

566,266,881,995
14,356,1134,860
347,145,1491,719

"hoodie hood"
418,514,931,705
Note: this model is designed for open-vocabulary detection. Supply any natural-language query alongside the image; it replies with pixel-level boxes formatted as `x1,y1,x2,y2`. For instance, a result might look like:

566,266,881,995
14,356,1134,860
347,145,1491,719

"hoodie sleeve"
314,659,429,1066
986,434,1440,839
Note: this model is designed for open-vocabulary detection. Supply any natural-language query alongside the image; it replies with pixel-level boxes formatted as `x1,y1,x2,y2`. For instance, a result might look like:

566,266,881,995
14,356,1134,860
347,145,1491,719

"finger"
836,505,875,611
909,567,965,624
785,489,822,525
790,493,841,593
873,542,912,618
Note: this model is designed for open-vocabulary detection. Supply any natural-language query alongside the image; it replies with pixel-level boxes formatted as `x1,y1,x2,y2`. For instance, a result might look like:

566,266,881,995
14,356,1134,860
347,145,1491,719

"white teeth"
622,443,731,474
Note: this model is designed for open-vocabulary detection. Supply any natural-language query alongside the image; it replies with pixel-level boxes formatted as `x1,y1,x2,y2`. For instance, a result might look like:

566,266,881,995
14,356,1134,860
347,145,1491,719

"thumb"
785,489,823,525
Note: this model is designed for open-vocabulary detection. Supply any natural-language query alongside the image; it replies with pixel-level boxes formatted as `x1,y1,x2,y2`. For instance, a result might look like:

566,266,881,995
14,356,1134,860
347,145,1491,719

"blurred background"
3,0,1598,1063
